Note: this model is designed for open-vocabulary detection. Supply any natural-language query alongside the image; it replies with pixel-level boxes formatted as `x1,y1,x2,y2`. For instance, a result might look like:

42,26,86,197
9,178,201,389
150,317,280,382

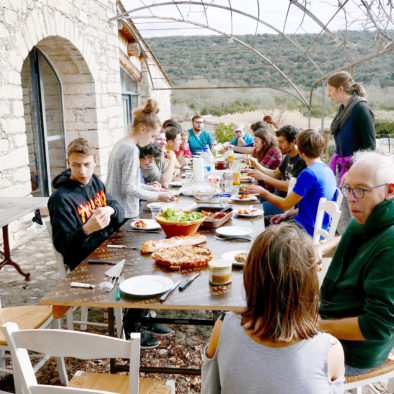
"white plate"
169,181,183,187
235,208,264,218
119,275,174,297
130,219,161,230
222,249,249,267
216,226,253,237
231,194,258,202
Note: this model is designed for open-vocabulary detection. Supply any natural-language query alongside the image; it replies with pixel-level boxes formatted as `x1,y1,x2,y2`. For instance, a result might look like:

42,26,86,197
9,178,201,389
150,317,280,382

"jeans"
262,200,283,216
345,364,373,376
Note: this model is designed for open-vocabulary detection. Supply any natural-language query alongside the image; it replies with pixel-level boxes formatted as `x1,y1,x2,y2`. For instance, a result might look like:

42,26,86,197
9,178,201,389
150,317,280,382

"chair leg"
80,307,88,331
387,377,394,393
0,349,5,378
114,308,124,338
66,308,74,330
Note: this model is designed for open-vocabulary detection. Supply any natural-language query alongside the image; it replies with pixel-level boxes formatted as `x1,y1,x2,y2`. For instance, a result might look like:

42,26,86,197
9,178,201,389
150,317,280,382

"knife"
159,280,182,303
88,260,134,266
214,235,251,242
179,273,200,291
107,244,138,250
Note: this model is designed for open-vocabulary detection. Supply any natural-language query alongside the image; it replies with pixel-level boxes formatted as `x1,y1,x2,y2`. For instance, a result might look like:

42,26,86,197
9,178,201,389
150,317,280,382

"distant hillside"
147,31,393,89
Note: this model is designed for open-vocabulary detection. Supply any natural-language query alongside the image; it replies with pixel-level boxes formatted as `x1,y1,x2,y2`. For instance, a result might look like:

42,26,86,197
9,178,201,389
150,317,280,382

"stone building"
0,0,171,246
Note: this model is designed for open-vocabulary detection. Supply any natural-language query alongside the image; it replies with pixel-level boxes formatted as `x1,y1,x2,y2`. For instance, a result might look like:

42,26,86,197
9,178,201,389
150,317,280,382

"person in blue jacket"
187,115,212,155
229,124,254,146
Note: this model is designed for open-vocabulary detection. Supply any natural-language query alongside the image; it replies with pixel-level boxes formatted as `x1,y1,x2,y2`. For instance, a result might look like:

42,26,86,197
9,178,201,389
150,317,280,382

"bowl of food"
155,208,206,237
192,184,217,201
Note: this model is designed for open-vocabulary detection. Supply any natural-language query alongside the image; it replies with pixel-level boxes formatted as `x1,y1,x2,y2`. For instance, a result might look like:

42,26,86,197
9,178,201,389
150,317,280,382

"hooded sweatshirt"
48,169,124,271
320,199,394,369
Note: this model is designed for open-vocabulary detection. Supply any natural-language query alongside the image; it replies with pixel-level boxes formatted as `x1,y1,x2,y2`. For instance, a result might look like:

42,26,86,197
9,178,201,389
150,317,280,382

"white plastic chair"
344,360,394,394
0,300,66,394
334,187,343,207
45,221,123,337
287,176,297,195
2,322,173,394
312,198,342,245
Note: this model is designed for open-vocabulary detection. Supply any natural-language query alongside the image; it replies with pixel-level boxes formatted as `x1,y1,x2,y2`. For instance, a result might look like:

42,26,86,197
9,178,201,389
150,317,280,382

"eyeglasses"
341,183,387,200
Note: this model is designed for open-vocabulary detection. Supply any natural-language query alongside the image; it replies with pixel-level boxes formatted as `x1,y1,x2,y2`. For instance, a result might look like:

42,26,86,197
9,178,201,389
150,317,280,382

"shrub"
375,119,394,138
215,123,234,143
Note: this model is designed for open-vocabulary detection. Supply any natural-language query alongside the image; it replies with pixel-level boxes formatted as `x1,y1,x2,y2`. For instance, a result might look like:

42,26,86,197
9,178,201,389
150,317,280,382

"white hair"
353,150,394,184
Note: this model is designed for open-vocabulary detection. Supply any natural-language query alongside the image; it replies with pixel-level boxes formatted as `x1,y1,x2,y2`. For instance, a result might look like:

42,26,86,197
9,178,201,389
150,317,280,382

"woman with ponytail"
327,71,375,183
106,98,175,220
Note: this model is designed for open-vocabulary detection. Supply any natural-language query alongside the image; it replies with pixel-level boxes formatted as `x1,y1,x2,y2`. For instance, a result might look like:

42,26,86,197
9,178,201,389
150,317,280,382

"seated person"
202,223,344,393
231,121,272,154
164,122,190,168
245,129,337,236
141,131,177,189
319,151,394,376
250,127,281,193
248,125,306,216
176,130,192,164
48,138,124,271
187,115,212,156
229,124,254,146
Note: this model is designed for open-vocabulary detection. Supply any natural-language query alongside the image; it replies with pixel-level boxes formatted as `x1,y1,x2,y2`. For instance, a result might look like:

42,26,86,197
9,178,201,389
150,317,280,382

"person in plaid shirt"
251,128,281,193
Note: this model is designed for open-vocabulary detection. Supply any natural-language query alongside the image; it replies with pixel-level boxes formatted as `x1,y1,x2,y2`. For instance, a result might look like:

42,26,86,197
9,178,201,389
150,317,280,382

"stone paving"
0,224,61,308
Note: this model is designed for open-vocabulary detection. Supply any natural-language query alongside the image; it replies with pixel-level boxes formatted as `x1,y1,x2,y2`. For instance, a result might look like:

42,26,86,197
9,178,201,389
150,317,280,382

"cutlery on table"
104,259,125,293
214,235,251,242
159,280,182,302
127,229,162,233
179,273,200,291
107,244,139,250
115,276,124,300
88,260,134,266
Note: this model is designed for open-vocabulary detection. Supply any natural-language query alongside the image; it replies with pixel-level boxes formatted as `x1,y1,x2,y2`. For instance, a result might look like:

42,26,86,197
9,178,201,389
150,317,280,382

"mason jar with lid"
208,259,232,285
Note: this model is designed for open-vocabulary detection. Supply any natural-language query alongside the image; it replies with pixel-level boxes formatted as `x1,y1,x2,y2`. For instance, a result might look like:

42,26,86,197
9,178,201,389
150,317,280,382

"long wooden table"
41,195,266,374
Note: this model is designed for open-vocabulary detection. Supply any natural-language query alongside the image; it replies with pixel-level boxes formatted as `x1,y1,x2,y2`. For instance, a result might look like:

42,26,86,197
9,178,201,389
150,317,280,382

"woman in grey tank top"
202,223,344,393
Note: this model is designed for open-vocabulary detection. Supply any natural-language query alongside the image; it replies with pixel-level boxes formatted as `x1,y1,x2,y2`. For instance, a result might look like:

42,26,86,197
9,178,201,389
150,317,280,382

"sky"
120,0,390,38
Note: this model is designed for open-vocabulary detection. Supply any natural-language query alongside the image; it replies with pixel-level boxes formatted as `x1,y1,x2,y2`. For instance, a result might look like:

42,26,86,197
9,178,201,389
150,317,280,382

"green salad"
160,208,204,222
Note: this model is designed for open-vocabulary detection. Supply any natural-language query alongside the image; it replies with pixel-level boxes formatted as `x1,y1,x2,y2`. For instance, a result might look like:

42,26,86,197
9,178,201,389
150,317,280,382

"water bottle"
201,145,215,182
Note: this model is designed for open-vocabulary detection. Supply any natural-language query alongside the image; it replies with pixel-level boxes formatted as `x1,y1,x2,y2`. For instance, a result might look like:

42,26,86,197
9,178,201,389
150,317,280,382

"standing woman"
202,223,344,393
249,127,281,193
106,99,174,220
327,71,375,182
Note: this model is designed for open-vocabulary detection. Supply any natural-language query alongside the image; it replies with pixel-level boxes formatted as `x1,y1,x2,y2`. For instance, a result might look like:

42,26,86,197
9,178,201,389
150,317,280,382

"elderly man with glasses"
318,150,394,376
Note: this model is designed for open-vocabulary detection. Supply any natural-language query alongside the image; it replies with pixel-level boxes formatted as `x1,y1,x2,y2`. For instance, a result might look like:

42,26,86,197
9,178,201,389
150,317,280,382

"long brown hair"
253,127,279,162
241,223,320,342
328,71,366,97
132,98,160,131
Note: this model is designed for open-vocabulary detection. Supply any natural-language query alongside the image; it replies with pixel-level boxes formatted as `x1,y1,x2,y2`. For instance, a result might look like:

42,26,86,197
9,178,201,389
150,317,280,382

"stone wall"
0,0,171,247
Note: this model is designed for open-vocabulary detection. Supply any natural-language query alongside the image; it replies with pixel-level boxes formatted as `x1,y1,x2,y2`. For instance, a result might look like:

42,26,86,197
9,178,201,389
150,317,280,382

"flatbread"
141,233,207,254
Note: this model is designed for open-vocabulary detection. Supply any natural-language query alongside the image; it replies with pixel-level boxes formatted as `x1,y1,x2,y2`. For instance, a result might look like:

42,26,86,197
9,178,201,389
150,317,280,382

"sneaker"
124,322,160,349
144,322,172,337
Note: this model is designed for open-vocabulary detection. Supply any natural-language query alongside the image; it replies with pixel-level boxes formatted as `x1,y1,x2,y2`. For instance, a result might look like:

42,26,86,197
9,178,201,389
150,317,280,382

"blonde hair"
328,71,366,97
67,138,96,157
132,98,160,131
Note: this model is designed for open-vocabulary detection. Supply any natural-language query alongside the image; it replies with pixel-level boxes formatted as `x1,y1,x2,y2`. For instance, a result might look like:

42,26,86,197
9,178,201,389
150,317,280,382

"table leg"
108,308,117,373
0,225,30,281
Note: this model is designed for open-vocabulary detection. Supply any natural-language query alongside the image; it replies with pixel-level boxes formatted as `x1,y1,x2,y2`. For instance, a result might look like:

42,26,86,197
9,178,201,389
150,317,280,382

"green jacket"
320,199,394,369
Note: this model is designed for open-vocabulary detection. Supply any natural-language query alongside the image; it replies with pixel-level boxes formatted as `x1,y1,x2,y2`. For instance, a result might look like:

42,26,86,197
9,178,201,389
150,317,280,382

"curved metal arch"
109,1,324,75
129,13,310,107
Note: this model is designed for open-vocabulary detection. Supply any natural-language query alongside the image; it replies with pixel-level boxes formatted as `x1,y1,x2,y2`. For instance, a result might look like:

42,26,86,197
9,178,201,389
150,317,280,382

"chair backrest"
312,197,342,245
45,220,68,278
334,187,343,207
2,322,140,394
287,177,297,195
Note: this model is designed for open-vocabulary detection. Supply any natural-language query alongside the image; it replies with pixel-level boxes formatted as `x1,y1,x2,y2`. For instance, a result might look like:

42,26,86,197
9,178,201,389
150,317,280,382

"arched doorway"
22,47,66,197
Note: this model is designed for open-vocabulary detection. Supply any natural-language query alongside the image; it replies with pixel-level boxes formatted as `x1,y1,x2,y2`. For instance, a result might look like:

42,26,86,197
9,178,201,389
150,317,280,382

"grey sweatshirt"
106,138,158,218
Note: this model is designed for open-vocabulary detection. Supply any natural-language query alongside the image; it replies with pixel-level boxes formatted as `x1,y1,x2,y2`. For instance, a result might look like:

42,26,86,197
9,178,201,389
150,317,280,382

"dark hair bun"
143,98,159,115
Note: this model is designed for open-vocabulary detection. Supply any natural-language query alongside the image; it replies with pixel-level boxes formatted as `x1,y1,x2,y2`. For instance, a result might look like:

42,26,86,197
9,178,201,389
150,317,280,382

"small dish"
230,194,258,202
169,181,183,187
235,208,264,217
222,249,249,267
130,219,161,230
216,226,252,237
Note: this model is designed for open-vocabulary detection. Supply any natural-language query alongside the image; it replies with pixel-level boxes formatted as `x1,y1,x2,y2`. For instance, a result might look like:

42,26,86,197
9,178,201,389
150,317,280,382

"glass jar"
208,259,232,285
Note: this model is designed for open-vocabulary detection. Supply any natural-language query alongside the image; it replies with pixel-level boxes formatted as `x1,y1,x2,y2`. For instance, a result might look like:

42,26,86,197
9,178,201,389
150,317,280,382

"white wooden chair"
344,359,394,394
45,221,123,337
0,301,67,394
312,197,342,245
2,322,173,394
